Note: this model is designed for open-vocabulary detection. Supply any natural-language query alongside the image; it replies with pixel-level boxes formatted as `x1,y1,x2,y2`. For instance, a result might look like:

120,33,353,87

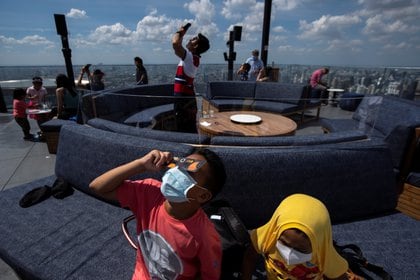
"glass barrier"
83,90,384,147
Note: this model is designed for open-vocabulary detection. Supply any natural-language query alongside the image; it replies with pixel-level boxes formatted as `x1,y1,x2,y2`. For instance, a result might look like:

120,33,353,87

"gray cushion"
208,99,254,111
88,118,209,144
0,176,134,280
254,82,306,105
40,119,76,132
206,81,255,99
407,172,420,187
210,130,367,146
319,118,385,137
123,104,174,127
209,141,396,228
252,100,300,114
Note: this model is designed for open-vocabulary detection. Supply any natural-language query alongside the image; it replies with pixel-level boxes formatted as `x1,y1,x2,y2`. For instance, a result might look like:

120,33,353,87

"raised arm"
89,150,173,201
55,87,64,117
172,27,187,60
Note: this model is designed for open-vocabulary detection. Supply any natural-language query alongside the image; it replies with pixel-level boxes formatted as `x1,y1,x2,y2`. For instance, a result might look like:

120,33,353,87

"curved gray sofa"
321,95,420,177
53,124,397,226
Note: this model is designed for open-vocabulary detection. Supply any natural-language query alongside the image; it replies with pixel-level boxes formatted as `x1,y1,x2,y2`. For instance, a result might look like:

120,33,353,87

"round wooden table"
327,88,345,106
198,111,297,137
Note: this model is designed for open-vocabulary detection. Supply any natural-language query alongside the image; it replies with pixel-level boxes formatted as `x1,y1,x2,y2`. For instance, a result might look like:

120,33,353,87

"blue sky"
1,0,419,67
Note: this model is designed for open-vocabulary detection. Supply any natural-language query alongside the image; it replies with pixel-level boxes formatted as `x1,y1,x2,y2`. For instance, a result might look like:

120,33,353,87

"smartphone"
183,23,191,32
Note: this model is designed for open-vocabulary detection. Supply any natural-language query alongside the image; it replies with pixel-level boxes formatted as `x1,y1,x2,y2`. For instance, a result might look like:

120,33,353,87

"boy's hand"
140,150,173,172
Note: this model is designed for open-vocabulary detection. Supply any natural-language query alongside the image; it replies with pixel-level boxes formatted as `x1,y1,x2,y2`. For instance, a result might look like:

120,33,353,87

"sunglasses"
167,157,206,172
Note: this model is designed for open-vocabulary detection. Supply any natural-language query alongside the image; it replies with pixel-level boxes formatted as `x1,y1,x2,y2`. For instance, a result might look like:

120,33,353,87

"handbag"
334,241,393,280
203,199,251,280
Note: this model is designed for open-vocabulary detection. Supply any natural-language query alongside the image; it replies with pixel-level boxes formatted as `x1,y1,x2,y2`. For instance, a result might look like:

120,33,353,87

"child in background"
13,88,34,141
26,76,50,133
26,76,47,108
237,63,251,81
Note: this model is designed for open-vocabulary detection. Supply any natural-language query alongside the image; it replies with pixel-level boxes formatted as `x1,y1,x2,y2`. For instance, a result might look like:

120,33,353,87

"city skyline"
1,0,420,67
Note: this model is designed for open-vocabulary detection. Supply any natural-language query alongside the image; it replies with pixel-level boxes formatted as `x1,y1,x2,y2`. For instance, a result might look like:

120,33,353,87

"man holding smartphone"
172,23,210,133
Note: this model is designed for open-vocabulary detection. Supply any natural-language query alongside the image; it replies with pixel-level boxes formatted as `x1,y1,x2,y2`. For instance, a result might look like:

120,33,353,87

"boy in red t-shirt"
90,148,226,280
13,88,34,140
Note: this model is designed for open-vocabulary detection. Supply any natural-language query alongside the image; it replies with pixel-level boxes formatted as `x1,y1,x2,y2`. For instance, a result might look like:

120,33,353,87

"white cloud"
383,42,412,50
184,0,215,23
326,39,363,53
277,44,308,53
357,0,420,21
221,0,256,20
272,26,286,33
66,8,88,19
134,9,175,42
0,35,54,47
272,0,301,11
298,14,361,40
363,14,418,36
89,23,133,44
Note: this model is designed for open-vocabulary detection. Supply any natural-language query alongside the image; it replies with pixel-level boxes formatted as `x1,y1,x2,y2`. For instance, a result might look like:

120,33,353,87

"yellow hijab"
250,194,348,279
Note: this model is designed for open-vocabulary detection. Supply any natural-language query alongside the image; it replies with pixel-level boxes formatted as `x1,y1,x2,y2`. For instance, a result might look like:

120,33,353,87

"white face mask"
276,241,312,266
161,166,196,203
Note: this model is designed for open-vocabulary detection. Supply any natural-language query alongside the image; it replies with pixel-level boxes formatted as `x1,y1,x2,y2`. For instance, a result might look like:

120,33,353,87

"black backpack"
203,199,251,280
333,241,393,280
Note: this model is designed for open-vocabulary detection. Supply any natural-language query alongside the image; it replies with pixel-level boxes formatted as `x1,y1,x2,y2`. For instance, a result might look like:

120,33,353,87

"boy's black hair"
13,88,26,100
192,147,226,197
196,33,210,55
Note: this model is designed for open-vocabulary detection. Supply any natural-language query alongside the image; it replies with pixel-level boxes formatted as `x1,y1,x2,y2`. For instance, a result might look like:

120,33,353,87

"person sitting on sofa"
310,67,329,105
256,66,273,82
241,193,360,280
55,74,79,120
89,148,227,280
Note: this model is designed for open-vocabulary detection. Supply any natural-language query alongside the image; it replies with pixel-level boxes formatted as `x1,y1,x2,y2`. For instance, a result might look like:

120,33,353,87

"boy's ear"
196,188,212,204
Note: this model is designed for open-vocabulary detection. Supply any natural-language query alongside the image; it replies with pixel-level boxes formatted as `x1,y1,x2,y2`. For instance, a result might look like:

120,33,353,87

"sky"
0,0,419,67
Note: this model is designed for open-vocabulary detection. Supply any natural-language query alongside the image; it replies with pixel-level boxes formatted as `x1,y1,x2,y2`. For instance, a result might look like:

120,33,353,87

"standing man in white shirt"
245,49,264,81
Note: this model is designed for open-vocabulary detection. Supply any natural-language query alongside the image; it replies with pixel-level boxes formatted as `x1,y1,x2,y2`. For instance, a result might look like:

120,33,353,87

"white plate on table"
327,88,344,92
230,114,262,124
27,109,51,114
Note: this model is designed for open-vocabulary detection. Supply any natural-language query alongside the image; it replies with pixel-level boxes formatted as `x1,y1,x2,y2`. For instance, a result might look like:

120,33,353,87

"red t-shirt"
310,69,324,88
117,178,221,280
13,99,27,118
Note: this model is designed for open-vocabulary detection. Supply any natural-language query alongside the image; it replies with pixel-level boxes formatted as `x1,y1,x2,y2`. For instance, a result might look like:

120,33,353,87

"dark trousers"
15,117,31,137
174,96,197,133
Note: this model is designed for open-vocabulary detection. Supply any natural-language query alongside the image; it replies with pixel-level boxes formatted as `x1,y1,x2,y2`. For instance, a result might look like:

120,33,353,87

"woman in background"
55,74,79,120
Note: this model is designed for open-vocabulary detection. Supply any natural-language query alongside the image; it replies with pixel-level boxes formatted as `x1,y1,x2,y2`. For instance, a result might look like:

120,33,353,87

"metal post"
227,31,234,81
260,0,272,66
54,14,75,87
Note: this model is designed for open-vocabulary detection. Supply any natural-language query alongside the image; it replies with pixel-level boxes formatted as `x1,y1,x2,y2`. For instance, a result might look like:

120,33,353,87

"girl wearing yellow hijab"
241,194,351,280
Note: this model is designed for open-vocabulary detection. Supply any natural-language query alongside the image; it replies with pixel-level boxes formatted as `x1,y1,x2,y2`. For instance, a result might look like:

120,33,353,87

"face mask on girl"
161,166,197,203
276,241,312,266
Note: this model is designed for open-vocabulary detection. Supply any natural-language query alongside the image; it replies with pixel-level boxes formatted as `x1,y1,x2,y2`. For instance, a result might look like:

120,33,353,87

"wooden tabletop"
198,111,297,137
